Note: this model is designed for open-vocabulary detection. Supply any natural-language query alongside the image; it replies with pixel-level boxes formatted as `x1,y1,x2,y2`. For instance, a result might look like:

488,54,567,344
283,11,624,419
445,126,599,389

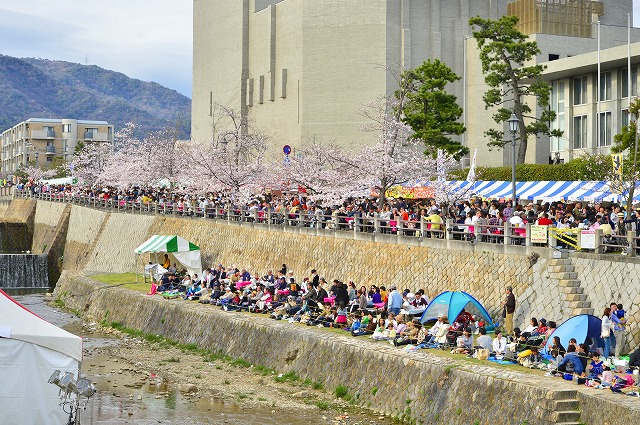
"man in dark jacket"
333,281,349,308
502,286,516,334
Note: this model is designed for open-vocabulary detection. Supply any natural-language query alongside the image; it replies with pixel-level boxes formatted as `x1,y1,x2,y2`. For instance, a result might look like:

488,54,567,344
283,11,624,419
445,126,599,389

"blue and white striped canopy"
436,181,640,203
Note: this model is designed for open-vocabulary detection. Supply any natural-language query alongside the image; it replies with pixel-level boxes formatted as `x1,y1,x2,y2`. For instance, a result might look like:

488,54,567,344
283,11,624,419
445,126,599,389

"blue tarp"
419,291,495,326
542,314,602,355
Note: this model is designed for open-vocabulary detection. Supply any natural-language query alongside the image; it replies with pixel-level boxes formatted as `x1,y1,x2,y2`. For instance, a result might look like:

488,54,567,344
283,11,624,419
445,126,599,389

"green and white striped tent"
134,235,202,274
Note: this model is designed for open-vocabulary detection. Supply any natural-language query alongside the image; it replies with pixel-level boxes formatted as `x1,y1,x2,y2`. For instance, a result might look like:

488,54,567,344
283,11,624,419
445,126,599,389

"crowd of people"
17,182,640,246
146,257,640,394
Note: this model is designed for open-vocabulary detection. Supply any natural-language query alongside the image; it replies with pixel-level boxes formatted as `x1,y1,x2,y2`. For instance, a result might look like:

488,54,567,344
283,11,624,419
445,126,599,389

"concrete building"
0,118,113,176
193,0,638,166
541,42,640,163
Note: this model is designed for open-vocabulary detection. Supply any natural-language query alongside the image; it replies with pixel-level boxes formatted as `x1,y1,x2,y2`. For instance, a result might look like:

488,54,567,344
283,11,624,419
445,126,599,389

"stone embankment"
56,273,640,425
3,198,639,351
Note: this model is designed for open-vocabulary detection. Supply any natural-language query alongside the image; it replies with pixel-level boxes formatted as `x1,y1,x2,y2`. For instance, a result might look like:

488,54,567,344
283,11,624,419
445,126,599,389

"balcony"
30,129,56,139
45,145,56,156
84,131,110,142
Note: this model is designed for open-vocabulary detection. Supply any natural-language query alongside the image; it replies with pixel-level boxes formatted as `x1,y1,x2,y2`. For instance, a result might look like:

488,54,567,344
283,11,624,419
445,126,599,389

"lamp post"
34,150,39,166
507,113,519,206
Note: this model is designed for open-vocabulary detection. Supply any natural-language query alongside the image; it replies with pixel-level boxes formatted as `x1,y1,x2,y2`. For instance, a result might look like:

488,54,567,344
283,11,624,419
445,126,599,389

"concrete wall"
32,201,68,254
55,273,640,425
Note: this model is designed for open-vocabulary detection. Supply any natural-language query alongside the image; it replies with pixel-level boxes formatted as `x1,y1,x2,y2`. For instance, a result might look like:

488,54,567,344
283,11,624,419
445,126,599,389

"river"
12,293,393,425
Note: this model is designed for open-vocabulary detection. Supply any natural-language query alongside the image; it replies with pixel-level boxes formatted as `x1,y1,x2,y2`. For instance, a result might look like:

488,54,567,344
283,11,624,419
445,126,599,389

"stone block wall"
28,201,640,351
56,273,640,425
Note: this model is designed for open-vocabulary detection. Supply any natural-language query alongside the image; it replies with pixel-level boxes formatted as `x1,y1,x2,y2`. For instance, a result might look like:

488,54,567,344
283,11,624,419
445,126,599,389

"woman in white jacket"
492,330,508,359
601,307,614,358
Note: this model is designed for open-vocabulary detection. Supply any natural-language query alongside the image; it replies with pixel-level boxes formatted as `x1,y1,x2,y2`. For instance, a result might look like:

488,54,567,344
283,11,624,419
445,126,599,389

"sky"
0,0,193,97
1,1,640,100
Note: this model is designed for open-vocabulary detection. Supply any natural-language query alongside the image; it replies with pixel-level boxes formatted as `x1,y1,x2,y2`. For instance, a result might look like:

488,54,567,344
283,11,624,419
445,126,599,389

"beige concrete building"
541,42,640,162
0,118,113,175
193,0,638,166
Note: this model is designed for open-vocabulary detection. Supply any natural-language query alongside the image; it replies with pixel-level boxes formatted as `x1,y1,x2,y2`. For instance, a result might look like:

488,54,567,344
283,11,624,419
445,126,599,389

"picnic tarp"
134,235,202,274
419,291,495,327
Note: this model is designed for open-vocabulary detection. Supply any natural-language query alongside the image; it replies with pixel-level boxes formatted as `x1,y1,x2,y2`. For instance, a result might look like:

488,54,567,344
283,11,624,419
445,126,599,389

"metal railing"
13,189,640,256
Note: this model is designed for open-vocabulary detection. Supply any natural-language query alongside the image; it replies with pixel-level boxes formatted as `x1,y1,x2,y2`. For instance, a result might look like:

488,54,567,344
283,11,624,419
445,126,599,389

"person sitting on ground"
521,317,539,338
453,328,474,355
547,336,566,362
553,345,585,376
518,346,541,368
588,352,604,380
493,330,508,359
392,320,420,346
352,312,377,336
629,347,640,368
475,327,493,351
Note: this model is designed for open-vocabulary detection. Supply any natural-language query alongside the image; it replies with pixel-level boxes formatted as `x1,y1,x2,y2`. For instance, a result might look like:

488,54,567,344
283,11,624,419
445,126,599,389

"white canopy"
0,289,82,361
134,235,202,275
0,290,82,424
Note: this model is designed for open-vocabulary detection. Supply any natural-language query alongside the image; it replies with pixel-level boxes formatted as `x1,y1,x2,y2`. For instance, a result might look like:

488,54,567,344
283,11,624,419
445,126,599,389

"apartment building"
0,118,113,175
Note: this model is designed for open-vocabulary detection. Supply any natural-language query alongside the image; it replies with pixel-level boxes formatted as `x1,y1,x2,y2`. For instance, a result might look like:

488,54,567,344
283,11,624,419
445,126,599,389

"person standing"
502,286,516,334
610,303,626,357
387,285,403,316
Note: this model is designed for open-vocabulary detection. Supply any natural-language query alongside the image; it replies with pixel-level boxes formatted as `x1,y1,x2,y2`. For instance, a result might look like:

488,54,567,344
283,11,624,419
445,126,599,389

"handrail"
13,189,639,257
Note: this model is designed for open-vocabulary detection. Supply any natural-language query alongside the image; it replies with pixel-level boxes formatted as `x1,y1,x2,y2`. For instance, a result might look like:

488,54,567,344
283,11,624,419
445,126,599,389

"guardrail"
14,189,640,256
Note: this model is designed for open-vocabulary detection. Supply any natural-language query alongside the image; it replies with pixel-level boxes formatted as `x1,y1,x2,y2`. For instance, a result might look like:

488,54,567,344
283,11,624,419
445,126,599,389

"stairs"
550,389,582,425
548,256,594,316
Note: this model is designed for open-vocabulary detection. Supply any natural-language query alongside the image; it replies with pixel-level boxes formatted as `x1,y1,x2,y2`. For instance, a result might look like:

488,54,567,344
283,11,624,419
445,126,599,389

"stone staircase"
550,389,582,425
548,255,594,316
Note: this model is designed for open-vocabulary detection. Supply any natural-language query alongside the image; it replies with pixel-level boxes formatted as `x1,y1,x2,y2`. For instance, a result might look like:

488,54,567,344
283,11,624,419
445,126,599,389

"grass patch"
316,400,330,410
274,371,299,383
257,397,267,402
162,356,180,363
236,392,249,400
53,298,65,308
371,387,378,396
334,385,350,401
231,358,251,368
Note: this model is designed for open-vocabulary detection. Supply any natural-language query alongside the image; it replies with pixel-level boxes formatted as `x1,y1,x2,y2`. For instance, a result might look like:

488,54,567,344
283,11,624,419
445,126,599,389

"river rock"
178,383,197,393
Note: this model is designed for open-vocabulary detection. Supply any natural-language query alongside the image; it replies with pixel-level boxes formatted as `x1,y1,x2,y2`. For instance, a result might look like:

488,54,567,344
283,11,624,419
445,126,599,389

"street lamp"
34,150,39,165
507,113,519,206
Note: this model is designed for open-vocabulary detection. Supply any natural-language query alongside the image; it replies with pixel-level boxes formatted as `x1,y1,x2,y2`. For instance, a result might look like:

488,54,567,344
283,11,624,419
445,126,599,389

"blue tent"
419,291,495,327
542,314,602,355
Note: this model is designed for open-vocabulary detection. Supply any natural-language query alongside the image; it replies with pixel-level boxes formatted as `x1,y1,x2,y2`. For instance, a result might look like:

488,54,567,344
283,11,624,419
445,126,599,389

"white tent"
0,289,83,425
134,235,202,275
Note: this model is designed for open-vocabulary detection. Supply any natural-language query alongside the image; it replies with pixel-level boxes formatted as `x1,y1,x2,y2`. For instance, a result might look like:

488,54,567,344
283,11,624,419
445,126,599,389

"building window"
621,67,637,98
44,126,55,137
573,76,587,105
550,81,565,152
599,71,612,101
598,111,612,147
573,115,587,149
548,54,560,61
62,124,71,133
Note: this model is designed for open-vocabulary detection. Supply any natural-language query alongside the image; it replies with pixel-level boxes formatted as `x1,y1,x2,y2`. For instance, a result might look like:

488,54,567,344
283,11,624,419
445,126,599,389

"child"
335,302,348,328
349,314,362,332
588,352,604,380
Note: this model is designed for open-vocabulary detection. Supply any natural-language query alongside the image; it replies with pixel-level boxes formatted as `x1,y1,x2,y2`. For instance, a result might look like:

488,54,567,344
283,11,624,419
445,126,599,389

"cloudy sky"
0,0,193,97
1,1,640,100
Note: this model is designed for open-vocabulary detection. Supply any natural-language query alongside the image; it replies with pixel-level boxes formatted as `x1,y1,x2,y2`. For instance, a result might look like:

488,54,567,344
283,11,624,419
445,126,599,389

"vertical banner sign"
611,153,623,180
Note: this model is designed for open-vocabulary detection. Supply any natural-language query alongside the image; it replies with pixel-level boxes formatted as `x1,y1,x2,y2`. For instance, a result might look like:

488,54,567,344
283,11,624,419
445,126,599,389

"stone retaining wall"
25,201,638,351
56,273,640,425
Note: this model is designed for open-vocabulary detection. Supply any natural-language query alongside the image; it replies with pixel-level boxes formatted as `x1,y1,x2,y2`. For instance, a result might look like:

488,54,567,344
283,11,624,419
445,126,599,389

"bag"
502,306,507,318
601,328,610,338
477,348,489,360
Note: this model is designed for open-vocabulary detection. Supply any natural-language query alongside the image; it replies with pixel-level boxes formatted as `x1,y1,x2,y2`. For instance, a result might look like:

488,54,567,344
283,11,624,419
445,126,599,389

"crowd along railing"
13,189,639,256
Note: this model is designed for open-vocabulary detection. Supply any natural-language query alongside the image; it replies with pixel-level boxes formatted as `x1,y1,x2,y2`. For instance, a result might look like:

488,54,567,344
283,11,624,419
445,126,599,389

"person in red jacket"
537,213,553,226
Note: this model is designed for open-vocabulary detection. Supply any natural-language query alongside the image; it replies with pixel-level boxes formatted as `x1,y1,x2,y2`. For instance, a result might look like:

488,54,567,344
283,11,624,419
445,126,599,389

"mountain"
0,55,191,139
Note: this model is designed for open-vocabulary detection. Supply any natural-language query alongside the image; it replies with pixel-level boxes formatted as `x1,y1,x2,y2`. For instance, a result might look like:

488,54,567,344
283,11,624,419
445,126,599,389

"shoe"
450,349,456,354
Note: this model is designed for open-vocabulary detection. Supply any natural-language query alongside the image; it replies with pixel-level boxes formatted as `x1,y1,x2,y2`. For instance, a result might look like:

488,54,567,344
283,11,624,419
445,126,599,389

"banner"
370,185,435,199
611,153,623,179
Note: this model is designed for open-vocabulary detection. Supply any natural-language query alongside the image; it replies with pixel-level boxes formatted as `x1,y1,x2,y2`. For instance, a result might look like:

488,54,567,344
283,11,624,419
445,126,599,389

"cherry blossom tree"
178,105,268,201
19,165,57,182
334,98,443,208
271,138,355,205
67,141,113,185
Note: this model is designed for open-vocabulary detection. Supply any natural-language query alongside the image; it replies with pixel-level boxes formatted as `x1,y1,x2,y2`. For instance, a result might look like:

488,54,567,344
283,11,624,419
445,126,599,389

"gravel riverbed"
13,293,394,425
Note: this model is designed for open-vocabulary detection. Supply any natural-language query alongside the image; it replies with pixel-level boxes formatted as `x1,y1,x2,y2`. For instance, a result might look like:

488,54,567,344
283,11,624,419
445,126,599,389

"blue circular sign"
283,145,291,155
